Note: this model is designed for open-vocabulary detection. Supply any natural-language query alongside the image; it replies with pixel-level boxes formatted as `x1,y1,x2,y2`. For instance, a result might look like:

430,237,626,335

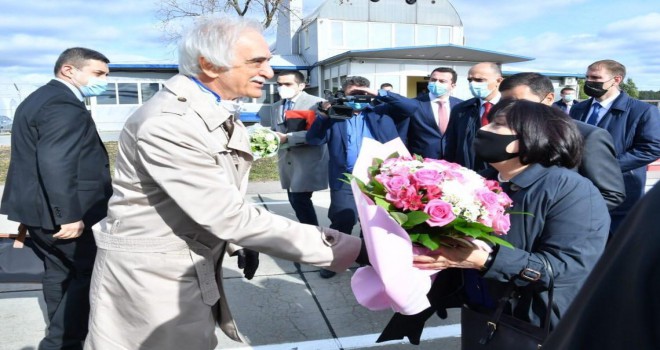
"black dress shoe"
319,269,337,279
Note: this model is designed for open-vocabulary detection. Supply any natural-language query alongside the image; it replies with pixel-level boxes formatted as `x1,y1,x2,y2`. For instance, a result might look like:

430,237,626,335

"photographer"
306,76,399,277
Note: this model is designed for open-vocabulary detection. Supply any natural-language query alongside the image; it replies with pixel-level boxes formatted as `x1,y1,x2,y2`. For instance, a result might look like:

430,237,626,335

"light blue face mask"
427,82,449,97
469,82,492,99
562,94,575,102
78,77,108,97
344,101,368,110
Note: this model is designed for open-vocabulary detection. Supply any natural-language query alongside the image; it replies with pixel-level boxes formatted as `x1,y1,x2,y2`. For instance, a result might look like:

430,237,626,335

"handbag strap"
480,254,555,344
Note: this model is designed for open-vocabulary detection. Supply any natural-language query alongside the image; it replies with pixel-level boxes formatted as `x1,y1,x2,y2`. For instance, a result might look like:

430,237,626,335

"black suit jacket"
444,97,489,172
1,79,112,230
573,121,625,211
377,92,463,159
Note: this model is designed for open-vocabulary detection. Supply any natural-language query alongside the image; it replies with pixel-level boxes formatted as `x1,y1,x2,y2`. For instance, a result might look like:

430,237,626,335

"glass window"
345,22,368,50
118,83,139,105
97,83,117,105
395,24,414,47
370,23,392,49
141,83,160,103
331,21,343,47
416,26,437,46
438,27,451,44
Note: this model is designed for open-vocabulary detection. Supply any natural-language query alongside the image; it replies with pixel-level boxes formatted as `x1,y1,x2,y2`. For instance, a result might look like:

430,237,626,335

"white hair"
178,16,263,76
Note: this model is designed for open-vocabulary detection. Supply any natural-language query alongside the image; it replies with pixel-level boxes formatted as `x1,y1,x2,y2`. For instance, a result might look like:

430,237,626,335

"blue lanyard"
189,76,222,103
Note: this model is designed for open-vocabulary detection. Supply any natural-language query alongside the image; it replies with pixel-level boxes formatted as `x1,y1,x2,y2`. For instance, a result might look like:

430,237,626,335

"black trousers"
328,181,359,235
287,190,319,226
26,225,96,350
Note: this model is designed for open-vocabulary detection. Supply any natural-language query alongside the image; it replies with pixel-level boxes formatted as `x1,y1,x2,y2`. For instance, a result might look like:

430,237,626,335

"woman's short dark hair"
490,99,583,168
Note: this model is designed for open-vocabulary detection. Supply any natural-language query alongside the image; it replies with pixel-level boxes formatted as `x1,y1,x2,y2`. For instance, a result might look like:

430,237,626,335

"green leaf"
401,211,430,229
374,196,394,211
371,178,386,195
479,234,514,249
390,211,407,225
453,224,487,238
410,233,440,251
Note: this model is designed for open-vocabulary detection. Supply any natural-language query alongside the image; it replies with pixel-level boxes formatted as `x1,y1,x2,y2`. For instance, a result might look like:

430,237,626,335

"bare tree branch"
155,0,307,44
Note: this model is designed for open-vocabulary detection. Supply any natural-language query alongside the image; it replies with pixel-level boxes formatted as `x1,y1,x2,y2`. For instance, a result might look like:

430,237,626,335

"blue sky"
1,0,659,101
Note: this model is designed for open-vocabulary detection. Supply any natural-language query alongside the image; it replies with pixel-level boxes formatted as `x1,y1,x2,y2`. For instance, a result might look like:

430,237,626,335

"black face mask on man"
473,129,519,163
583,78,614,98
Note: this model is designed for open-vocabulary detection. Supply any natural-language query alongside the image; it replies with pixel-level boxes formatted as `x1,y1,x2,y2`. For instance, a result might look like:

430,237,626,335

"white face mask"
277,86,297,100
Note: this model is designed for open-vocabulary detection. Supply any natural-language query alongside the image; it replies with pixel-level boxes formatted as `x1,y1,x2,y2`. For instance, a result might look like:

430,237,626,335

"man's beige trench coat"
84,75,362,350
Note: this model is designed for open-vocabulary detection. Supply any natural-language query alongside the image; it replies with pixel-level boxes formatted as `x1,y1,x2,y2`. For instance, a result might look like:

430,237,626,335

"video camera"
318,90,375,119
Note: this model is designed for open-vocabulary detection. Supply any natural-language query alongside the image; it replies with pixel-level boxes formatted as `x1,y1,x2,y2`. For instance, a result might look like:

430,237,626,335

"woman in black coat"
414,100,610,332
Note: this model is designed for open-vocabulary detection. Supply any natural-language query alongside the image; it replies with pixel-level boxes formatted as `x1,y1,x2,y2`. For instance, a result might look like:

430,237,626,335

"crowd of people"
1,14,659,350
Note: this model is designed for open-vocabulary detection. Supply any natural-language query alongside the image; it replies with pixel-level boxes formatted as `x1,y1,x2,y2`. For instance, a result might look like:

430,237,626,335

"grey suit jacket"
267,91,329,192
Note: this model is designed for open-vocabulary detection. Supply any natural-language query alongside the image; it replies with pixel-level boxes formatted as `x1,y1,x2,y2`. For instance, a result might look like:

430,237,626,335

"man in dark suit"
552,87,577,114
306,76,399,278
376,67,463,159
444,62,503,172
544,182,660,350
570,59,660,232
1,47,113,350
499,72,625,211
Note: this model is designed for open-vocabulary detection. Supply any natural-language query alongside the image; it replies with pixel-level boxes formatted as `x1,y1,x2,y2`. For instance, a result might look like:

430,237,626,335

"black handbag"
0,224,45,283
461,255,554,350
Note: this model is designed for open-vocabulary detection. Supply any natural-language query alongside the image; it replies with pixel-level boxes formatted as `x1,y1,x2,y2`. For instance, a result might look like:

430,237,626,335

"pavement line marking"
227,324,461,349
250,201,290,205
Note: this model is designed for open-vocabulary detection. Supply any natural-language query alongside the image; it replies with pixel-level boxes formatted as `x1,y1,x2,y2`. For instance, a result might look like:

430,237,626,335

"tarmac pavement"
0,182,462,350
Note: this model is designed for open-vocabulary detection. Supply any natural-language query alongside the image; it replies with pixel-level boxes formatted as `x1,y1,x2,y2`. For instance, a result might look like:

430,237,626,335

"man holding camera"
266,71,329,230
306,76,399,278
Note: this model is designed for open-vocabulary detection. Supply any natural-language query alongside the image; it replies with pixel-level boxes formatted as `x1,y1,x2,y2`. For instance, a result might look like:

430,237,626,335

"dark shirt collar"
508,163,551,190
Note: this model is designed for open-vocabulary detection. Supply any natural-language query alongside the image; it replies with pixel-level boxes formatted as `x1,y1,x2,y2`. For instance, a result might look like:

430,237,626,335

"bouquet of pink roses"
351,154,513,251
349,138,514,316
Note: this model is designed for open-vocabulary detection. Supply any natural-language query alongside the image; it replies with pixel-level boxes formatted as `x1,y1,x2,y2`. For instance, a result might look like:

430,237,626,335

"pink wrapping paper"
350,138,437,315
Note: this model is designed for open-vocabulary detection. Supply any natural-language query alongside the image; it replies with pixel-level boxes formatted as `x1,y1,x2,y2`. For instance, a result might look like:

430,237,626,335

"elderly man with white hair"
84,16,365,350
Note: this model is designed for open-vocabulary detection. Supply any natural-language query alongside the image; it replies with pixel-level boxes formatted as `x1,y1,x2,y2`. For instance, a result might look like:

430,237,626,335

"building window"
395,24,414,47
369,22,392,49
117,83,139,104
416,25,437,46
304,28,310,50
141,83,160,102
97,83,117,105
438,27,451,44
331,21,343,47
345,22,368,50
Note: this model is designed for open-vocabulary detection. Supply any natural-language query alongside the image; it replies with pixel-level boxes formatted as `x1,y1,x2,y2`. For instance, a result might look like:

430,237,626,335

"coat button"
177,97,187,102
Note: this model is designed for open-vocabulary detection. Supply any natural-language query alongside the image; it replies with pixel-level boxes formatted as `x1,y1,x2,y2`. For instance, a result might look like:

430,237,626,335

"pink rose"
444,169,466,183
381,175,410,193
498,192,513,208
477,189,500,209
412,168,443,187
424,199,456,227
485,180,502,192
492,214,511,234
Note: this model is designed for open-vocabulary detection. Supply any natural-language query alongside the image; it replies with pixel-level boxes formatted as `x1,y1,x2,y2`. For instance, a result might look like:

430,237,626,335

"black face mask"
583,79,612,98
473,129,519,163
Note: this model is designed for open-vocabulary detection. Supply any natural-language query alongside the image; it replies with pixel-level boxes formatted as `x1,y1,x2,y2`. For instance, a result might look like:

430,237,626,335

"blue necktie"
586,102,601,126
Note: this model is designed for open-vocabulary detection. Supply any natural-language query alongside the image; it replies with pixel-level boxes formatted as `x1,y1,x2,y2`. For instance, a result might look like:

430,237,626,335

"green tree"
577,79,589,100
620,78,639,99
